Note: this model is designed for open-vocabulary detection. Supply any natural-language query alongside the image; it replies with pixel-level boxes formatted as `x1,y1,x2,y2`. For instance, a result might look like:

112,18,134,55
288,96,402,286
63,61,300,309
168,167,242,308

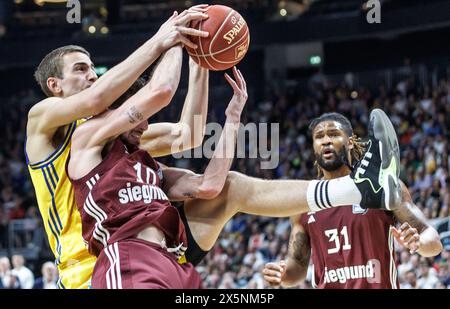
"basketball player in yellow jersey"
25,6,210,288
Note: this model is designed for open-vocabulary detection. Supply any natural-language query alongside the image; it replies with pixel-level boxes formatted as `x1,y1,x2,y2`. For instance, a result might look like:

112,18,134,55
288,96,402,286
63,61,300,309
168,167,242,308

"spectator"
417,258,440,289
0,256,20,289
33,261,58,289
11,254,34,289
401,270,418,289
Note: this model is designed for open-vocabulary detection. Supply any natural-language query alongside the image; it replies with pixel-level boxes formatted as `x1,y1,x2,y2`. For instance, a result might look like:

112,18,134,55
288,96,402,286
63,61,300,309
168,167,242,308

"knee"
226,171,245,186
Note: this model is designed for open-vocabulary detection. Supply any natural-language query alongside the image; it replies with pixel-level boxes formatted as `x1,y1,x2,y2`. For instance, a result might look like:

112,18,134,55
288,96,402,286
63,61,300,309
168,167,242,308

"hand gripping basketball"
154,5,210,52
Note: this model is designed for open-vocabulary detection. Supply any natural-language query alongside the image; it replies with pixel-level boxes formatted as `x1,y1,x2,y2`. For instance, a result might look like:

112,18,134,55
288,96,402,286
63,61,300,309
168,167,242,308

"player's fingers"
391,226,401,240
409,241,420,254
177,35,198,49
263,275,282,286
224,73,239,92
262,268,283,278
177,9,190,18
264,263,284,272
177,12,209,25
399,222,410,232
191,4,209,9
237,69,247,93
189,4,209,12
176,26,209,38
163,11,178,25
232,67,244,90
400,228,417,242
405,234,420,247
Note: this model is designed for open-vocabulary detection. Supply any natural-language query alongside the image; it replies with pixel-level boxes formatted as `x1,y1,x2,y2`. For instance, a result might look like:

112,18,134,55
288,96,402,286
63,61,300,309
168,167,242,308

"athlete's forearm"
196,119,240,199
147,45,182,97
281,259,308,287
417,226,443,257
179,58,209,148
88,35,166,115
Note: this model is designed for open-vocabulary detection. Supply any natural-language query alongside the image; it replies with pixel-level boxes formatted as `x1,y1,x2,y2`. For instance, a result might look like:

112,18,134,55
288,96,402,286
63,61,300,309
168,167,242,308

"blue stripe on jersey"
24,136,30,165
41,169,63,231
50,163,59,181
47,220,62,266
45,166,57,189
57,278,65,289
29,121,76,169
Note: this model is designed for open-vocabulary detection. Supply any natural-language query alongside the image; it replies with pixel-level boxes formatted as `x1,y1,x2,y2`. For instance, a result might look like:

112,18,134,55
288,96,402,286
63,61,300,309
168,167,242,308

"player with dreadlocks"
263,112,442,289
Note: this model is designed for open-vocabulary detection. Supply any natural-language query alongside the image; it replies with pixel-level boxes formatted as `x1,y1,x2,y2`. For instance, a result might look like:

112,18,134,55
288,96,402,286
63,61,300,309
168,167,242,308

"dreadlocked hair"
309,113,367,177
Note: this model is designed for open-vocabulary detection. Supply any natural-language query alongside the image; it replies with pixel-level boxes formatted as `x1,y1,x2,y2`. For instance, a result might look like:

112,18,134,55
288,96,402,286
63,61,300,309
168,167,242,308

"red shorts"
92,238,201,289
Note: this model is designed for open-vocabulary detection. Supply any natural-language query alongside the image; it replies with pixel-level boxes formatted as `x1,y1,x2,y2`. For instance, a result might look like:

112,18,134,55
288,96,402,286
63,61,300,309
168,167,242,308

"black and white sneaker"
351,109,401,210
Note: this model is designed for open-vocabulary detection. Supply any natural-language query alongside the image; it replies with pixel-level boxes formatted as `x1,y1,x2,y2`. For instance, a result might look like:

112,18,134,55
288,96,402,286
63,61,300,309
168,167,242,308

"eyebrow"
314,128,340,135
73,62,95,68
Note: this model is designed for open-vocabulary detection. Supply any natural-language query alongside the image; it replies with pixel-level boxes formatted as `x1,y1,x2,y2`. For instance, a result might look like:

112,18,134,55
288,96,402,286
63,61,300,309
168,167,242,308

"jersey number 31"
324,226,352,254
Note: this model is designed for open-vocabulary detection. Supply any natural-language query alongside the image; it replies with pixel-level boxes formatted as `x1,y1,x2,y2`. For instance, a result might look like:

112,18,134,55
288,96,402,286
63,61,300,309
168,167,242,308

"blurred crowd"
0,62,449,289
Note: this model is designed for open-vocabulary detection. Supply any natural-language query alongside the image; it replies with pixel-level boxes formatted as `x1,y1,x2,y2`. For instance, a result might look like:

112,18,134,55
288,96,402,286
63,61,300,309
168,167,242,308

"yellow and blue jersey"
26,119,96,289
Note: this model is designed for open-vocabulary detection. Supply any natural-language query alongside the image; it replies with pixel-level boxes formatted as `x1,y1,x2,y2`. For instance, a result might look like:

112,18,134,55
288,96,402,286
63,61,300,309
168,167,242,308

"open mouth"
322,149,335,159
131,133,141,139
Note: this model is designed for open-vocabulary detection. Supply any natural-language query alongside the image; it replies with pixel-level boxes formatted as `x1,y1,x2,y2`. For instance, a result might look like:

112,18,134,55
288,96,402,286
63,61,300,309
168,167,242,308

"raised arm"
140,57,209,157
28,7,209,133
79,46,184,148
69,46,186,179
392,181,443,257
263,216,311,288
162,67,247,200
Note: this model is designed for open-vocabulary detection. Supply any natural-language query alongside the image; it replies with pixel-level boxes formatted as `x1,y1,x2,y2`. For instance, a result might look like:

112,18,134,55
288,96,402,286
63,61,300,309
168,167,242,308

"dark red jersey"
70,139,187,257
299,204,399,289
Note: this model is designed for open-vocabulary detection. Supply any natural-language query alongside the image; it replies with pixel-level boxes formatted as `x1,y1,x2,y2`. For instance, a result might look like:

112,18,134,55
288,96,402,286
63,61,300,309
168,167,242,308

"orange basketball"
186,5,250,71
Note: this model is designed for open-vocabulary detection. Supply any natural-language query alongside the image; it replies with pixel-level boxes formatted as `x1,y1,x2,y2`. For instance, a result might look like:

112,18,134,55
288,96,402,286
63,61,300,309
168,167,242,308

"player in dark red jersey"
67,55,249,288
262,113,443,289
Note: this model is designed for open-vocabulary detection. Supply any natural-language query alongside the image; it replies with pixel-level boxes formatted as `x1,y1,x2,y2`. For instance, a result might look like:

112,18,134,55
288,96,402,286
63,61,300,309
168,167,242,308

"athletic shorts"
91,238,201,289
177,203,209,266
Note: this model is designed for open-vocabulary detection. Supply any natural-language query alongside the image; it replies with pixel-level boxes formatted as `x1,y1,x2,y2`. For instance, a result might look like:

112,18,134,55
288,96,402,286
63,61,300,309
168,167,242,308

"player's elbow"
281,270,307,288
432,240,444,257
425,236,443,257
419,228,444,257
197,185,221,200
226,171,243,185
152,85,174,109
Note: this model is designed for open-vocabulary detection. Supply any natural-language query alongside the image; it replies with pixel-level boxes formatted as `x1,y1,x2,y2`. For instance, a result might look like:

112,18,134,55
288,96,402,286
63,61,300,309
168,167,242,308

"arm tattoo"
183,192,195,199
394,184,428,232
289,231,311,267
395,202,428,232
126,106,144,124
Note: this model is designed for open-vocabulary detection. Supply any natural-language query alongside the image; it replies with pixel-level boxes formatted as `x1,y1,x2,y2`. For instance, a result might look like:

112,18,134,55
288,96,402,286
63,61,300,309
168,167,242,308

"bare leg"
183,171,311,251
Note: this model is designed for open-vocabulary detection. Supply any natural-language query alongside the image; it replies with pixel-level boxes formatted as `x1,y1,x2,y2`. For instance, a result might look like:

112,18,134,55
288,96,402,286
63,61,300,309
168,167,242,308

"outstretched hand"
224,67,248,121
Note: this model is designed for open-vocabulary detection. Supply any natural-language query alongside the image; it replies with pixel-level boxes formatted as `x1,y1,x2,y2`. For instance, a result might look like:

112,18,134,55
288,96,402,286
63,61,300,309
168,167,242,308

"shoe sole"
370,109,401,210
382,175,402,211
370,109,400,174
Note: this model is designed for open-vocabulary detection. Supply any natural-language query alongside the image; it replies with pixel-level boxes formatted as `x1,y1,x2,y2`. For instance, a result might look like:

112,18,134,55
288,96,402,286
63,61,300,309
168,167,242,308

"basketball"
186,5,250,71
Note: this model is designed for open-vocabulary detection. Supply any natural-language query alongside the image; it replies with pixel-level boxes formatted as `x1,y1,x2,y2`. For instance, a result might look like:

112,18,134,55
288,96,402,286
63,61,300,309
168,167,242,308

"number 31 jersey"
299,205,399,289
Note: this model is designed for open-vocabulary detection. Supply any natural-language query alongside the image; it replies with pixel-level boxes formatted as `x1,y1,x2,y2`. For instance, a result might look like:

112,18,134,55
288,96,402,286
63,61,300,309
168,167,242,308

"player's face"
121,120,148,147
313,120,351,172
58,52,98,97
